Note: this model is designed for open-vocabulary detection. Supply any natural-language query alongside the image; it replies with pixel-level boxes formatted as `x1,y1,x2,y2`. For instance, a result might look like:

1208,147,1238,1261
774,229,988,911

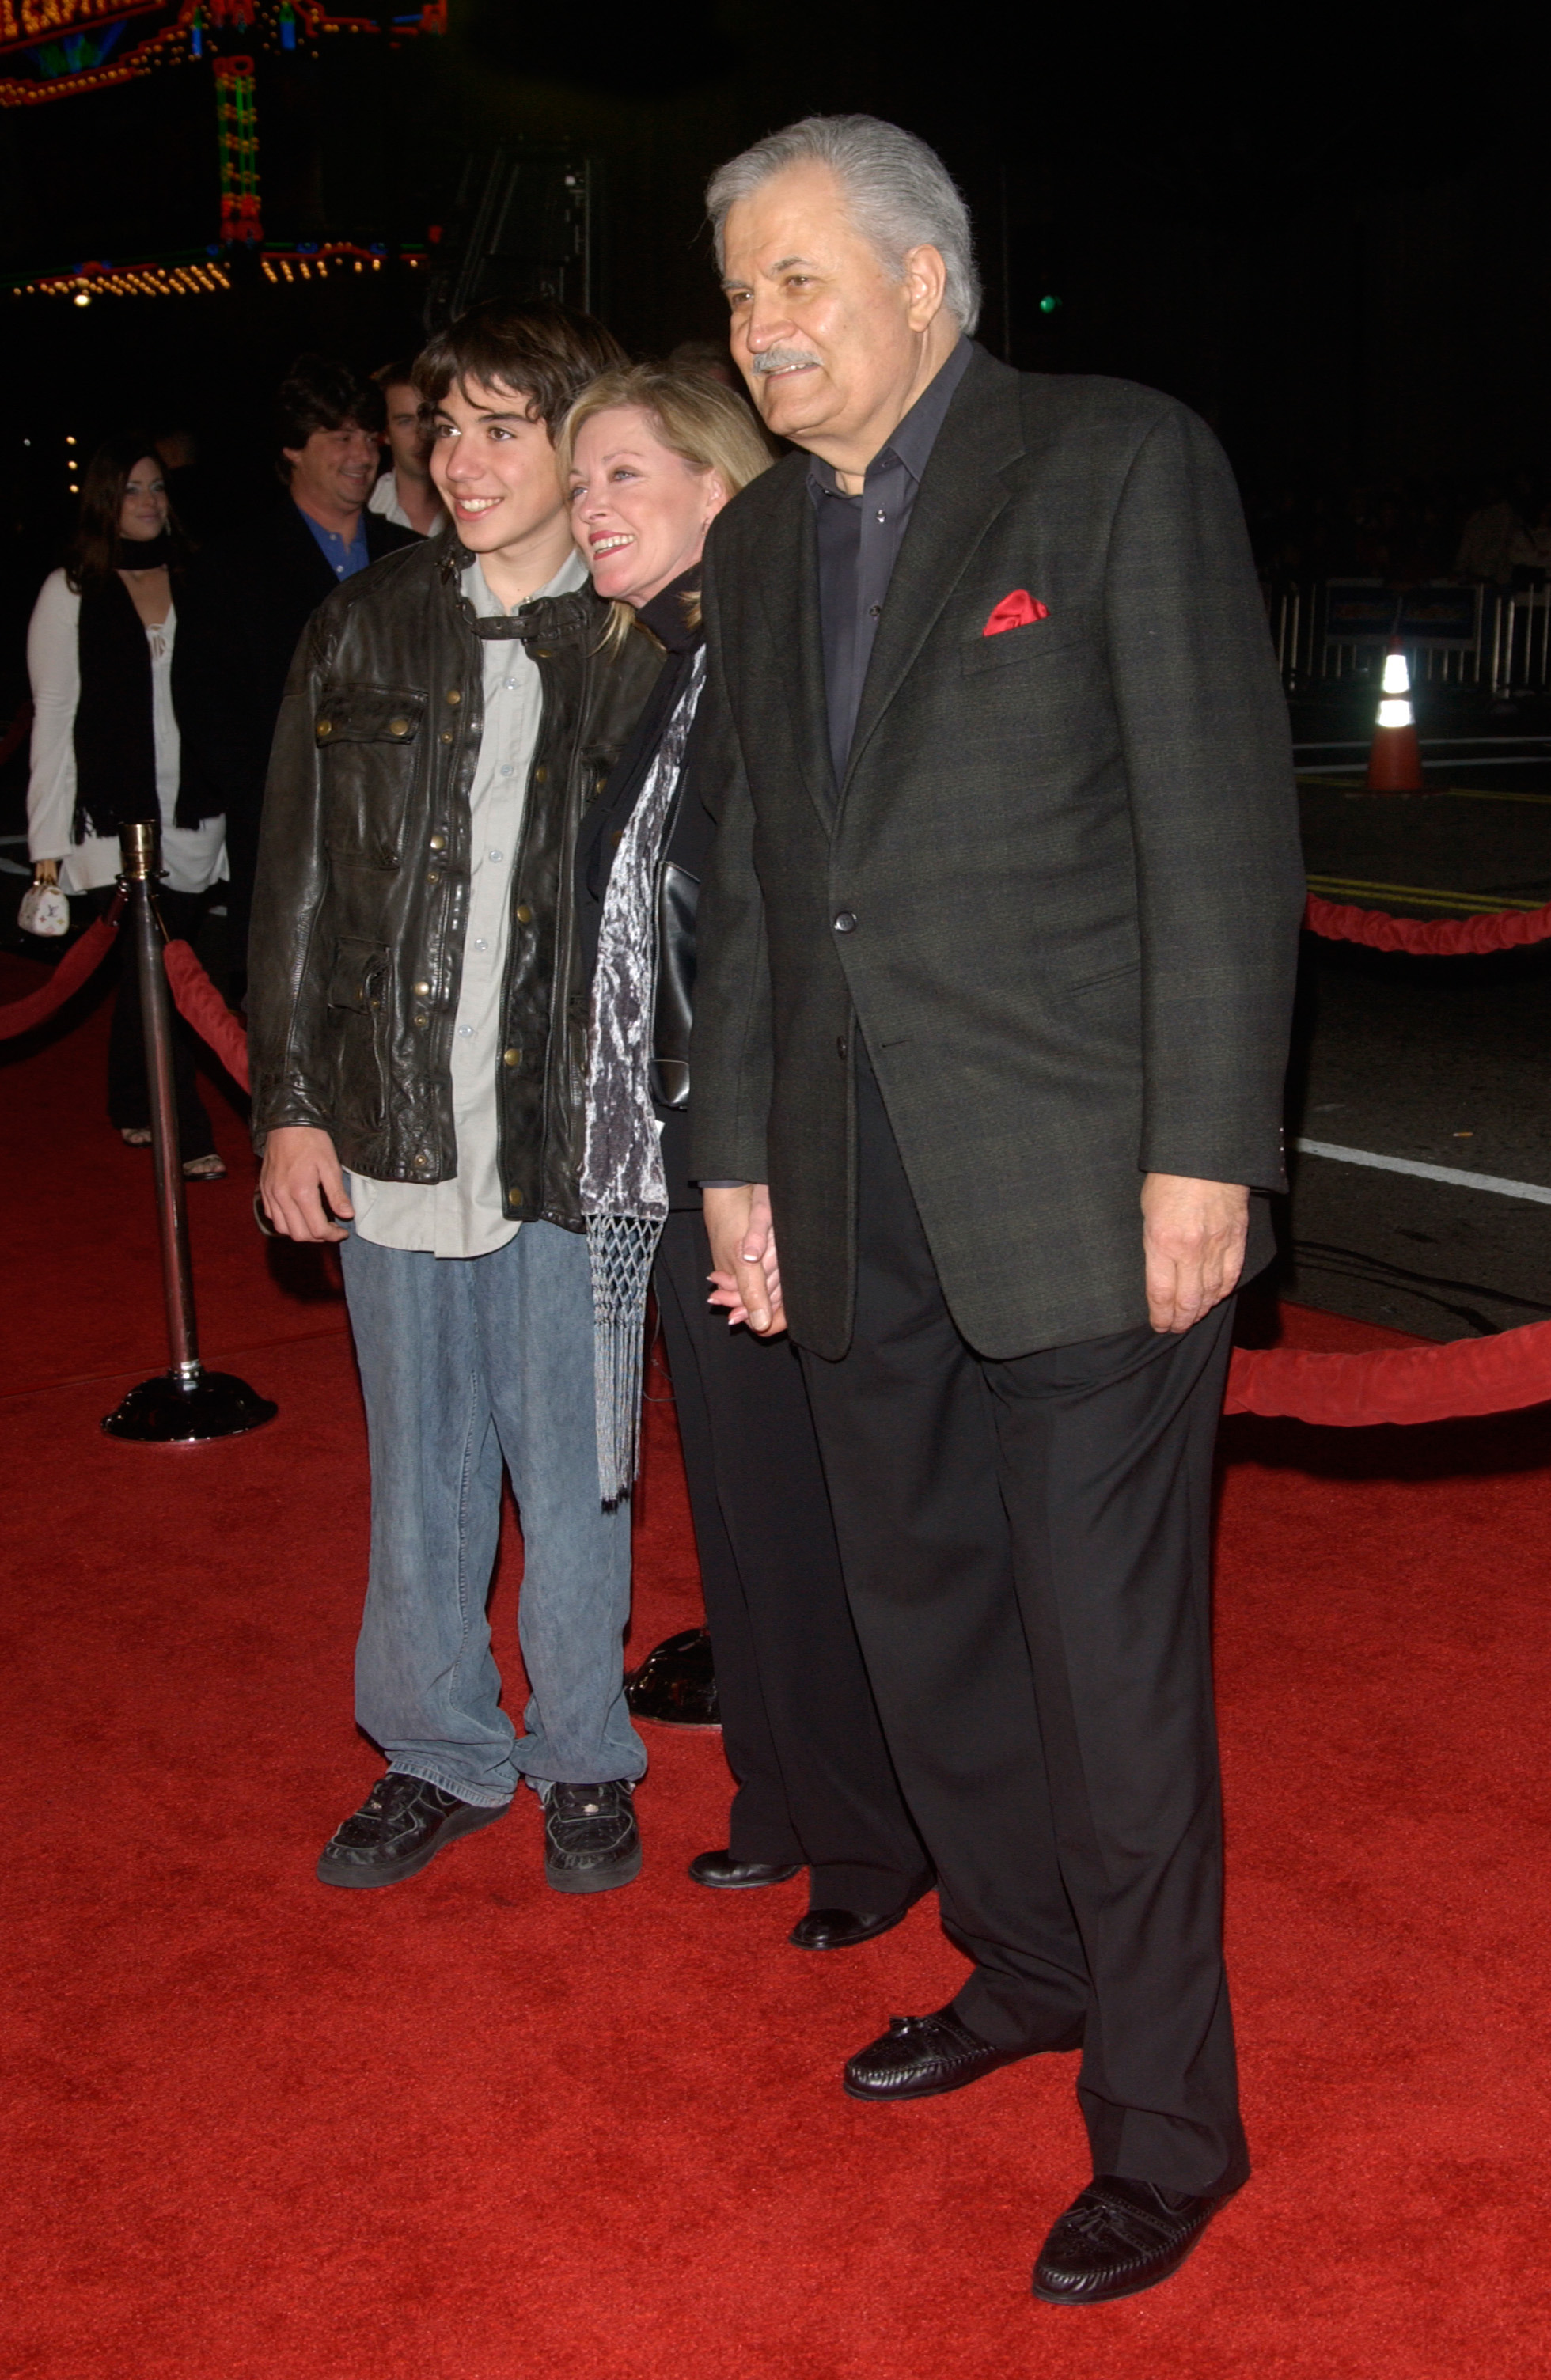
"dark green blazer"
688,347,1306,1360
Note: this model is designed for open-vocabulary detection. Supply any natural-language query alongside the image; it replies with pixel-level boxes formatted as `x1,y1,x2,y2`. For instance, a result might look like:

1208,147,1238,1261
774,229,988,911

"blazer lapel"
841,352,1026,797
753,460,839,832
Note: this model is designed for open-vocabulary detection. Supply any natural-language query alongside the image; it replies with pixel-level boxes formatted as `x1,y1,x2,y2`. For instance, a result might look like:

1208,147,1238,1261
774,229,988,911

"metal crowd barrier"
1267,579,1551,697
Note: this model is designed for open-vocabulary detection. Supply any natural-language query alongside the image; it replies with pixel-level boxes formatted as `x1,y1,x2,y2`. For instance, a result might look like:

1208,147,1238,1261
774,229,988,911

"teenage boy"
248,301,662,1893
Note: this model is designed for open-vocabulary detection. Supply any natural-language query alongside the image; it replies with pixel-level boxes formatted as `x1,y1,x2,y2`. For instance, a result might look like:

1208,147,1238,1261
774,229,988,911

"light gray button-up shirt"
347,546,589,1259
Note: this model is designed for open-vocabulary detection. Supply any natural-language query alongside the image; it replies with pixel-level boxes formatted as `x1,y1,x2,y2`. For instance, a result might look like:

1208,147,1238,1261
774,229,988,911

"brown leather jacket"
247,535,660,1231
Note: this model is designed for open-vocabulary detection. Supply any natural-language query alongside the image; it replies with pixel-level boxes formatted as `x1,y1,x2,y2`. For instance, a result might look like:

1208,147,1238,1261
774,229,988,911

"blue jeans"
339,1222,644,1805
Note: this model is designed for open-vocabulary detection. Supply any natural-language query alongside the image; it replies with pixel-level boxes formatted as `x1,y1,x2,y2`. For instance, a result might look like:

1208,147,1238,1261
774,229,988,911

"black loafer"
844,2004,1075,2101
544,1779,641,1893
317,1772,509,1889
688,1848,802,1889
1033,2175,1232,2305
789,1904,912,1950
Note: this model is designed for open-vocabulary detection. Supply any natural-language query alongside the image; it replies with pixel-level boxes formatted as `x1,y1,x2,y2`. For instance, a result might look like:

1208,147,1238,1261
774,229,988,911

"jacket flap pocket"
326,937,389,1011
961,622,1090,676
315,688,426,747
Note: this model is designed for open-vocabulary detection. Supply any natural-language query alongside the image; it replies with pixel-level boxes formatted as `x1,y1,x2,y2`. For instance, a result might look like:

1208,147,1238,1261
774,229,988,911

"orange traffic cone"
1365,641,1425,792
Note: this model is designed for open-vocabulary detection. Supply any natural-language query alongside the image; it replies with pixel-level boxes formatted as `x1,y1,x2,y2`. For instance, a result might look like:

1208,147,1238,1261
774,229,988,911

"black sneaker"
543,1780,641,1894
317,1772,510,1889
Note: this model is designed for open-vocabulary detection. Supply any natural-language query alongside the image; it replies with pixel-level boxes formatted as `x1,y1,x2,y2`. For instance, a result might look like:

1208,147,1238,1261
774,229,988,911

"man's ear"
901,244,948,333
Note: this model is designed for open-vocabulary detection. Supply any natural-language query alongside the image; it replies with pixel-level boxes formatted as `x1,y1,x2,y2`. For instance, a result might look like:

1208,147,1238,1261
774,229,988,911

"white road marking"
1294,1139,1551,1204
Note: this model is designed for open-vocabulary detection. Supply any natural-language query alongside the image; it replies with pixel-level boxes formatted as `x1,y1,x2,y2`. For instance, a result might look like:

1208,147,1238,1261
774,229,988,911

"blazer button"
833,911,857,934
428,832,446,852
502,1047,521,1068
836,1035,848,1060
515,903,533,924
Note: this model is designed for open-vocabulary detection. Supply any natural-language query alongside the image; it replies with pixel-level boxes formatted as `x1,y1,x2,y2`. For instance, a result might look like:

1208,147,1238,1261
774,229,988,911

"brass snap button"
428,832,446,852
411,980,430,996
533,764,548,785
514,903,533,924
502,1046,521,1068
446,688,461,705
388,717,409,737
508,1186,525,1206
317,719,333,738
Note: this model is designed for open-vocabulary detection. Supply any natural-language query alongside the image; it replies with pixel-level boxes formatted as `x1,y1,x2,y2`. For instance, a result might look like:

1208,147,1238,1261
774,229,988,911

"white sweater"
25,568,228,896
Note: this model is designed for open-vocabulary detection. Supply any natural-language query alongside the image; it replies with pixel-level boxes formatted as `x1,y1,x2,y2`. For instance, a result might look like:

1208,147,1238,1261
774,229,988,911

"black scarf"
72,563,217,841
73,572,161,843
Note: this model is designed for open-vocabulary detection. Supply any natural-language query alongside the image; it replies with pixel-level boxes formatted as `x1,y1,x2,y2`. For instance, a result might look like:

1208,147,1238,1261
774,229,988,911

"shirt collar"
806,335,976,500
461,544,588,618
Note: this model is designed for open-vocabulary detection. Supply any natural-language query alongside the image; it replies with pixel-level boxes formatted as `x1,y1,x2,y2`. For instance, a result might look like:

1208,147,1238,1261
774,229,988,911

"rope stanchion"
163,939,250,1092
1305,890,1551,956
100,823,274,1446
0,893,123,1039
1225,1319,1551,1427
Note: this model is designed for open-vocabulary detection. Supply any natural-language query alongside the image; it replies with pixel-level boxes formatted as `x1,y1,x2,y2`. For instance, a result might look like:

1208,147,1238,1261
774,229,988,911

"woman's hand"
32,859,59,887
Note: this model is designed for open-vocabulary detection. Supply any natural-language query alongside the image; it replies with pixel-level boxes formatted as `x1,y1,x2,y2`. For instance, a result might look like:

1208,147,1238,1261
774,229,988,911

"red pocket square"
984,590,1049,636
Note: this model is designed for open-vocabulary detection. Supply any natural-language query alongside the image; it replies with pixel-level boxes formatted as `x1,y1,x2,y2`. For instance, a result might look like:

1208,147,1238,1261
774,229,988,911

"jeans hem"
386,1760,515,1811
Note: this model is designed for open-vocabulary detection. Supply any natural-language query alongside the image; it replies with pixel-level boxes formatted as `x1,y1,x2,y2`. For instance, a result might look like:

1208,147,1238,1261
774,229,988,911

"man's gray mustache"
751,347,822,375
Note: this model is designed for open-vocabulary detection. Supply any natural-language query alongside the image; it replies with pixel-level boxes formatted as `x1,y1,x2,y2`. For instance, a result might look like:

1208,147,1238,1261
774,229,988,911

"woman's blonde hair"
556,364,774,644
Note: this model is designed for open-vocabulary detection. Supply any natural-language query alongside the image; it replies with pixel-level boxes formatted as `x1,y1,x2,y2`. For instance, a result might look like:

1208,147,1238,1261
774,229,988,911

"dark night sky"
0,3,1545,538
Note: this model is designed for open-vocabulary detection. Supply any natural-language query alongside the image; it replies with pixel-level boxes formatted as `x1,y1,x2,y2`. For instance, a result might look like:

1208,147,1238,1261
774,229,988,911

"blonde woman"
563,367,929,1950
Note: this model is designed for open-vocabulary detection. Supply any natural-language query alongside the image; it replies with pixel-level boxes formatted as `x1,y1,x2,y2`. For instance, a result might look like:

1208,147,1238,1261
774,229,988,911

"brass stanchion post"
102,822,277,1442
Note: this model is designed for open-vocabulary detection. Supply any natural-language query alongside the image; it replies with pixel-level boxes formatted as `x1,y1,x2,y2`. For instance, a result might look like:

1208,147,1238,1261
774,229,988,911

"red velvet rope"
163,939,251,1092
1304,891,1551,955
14,904,1551,1431
0,895,122,1039
1225,1321,1551,1426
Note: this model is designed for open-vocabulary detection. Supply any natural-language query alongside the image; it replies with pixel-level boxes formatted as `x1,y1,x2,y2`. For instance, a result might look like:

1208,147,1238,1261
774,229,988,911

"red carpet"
3,949,1549,2378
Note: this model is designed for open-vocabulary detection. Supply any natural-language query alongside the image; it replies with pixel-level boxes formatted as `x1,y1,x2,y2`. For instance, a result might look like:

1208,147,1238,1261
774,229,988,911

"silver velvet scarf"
581,648,707,1503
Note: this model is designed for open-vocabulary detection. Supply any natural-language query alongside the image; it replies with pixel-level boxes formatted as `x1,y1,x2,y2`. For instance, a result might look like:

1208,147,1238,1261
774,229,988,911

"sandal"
120,1127,153,1147
182,1153,227,1181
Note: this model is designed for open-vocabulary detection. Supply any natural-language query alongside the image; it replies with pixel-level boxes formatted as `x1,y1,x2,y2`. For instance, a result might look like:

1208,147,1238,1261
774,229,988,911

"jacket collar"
745,347,1027,828
439,538,603,643
841,346,1025,794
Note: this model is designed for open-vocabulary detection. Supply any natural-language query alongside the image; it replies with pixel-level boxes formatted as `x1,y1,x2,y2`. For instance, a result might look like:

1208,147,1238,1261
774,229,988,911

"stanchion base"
102,1370,278,1443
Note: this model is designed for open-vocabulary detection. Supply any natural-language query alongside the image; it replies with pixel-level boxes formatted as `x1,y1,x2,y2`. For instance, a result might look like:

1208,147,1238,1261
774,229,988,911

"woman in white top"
27,434,229,1177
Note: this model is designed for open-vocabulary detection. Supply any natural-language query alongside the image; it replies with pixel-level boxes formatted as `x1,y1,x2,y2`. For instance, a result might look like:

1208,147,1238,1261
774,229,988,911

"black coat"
576,571,713,1210
176,495,419,832
688,346,1306,1360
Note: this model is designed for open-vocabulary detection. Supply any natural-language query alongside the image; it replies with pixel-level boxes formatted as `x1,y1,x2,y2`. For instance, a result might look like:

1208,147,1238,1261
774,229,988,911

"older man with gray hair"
688,114,1305,2304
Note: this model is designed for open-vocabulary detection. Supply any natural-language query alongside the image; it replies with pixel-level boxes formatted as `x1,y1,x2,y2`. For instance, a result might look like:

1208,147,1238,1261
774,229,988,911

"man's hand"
259,1124,354,1244
703,1183,787,1336
1140,1173,1249,1334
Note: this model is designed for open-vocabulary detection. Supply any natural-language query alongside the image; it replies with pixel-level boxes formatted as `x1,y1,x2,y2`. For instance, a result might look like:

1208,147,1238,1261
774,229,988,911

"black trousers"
98,885,217,1162
798,1057,1248,2196
654,1210,928,1912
